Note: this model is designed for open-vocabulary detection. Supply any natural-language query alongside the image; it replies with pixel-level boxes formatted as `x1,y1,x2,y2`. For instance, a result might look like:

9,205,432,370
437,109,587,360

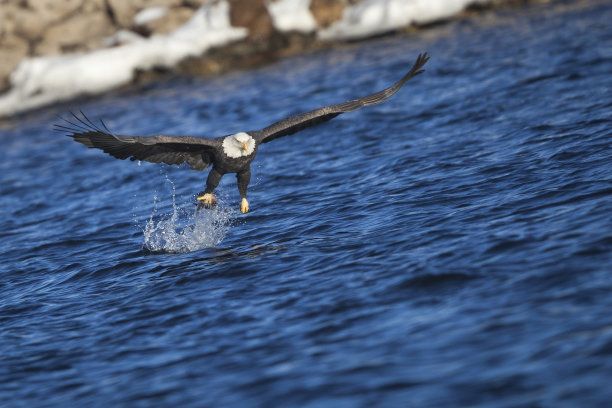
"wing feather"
56,113,218,171
252,52,429,144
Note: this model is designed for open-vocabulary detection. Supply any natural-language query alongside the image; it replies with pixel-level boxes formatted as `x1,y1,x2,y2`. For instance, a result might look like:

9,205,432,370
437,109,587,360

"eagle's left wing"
250,52,429,144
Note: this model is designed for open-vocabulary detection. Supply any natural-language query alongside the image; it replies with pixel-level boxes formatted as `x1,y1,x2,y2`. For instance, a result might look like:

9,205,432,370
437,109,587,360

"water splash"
141,178,236,253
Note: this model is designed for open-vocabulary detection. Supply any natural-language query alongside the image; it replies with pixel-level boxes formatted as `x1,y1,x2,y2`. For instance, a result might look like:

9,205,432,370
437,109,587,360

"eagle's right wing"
56,113,219,171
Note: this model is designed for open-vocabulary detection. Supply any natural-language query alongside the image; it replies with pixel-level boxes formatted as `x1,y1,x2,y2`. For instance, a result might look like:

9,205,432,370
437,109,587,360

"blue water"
2,1,612,406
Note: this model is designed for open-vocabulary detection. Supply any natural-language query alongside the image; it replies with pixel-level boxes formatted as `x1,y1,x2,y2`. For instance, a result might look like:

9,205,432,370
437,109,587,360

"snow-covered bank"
0,1,245,117
319,0,495,40
0,0,509,117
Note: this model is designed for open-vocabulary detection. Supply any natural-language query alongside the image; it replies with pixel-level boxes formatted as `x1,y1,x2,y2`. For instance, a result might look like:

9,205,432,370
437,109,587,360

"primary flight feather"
56,53,429,213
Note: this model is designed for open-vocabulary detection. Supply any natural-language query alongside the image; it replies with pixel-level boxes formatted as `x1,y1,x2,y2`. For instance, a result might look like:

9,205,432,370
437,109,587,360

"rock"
82,0,110,15
105,0,136,27
24,0,84,25
228,0,275,39
12,9,48,41
310,0,348,28
0,5,18,40
35,10,114,55
0,36,29,93
0,5,30,92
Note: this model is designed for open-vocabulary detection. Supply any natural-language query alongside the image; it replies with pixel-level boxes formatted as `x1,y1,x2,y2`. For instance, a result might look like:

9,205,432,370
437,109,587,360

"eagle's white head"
222,132,255,158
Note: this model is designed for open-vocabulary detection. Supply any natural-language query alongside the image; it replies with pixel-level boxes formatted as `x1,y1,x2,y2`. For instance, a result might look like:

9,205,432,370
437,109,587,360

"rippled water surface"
2,1,612,406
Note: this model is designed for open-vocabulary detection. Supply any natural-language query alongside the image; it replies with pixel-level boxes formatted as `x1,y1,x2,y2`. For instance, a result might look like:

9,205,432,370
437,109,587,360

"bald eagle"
57,53,429,213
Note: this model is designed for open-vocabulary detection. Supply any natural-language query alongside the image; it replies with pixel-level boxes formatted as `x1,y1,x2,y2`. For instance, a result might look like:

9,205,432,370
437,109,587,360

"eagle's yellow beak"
242,141,248,152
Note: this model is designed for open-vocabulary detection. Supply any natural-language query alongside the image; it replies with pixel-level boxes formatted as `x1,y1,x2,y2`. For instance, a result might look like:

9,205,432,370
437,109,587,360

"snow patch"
267,0,317,33
103,29,145,47
319,0,495,41
133,6,169,26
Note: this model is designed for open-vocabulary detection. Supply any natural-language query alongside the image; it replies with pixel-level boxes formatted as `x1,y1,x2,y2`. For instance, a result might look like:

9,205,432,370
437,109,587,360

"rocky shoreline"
0,0,546,117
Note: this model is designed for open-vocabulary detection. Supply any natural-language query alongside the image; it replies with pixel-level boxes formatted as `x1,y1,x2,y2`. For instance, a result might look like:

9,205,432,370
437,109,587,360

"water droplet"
141,177,236,253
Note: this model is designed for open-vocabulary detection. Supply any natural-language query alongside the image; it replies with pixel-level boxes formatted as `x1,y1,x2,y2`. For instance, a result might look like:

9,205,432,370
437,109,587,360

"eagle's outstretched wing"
251,52,429,144
55,112,219,171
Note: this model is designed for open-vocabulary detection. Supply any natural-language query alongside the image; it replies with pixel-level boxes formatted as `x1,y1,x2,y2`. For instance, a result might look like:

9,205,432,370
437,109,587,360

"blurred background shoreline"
0,0,553,119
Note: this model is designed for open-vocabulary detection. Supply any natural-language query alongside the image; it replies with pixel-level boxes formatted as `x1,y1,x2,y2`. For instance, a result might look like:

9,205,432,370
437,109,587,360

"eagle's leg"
197,168,223,208
237,168,251,214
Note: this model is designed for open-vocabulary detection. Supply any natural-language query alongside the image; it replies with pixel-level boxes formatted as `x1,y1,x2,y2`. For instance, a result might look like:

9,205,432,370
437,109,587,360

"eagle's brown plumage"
56,53,430,213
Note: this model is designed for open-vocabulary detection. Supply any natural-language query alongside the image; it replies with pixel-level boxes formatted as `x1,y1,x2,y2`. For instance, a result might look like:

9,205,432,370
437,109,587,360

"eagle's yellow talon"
240,198,249,214
197,193,217,207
